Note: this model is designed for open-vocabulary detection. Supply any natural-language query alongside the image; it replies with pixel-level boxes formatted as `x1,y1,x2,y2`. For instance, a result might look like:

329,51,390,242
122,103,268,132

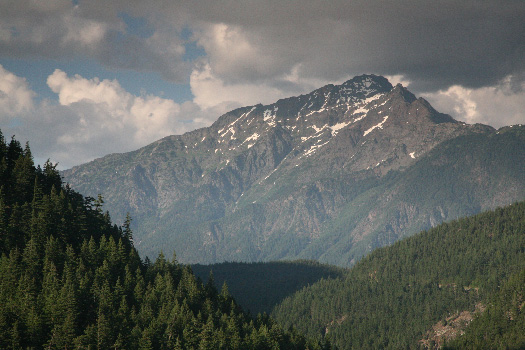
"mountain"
61,74,525,265
272,201,525,349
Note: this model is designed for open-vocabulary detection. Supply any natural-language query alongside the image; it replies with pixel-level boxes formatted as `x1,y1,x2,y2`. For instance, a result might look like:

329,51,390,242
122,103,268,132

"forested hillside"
273,201,525,349
193,260,346,315
444,267,525,349
0,131,329,349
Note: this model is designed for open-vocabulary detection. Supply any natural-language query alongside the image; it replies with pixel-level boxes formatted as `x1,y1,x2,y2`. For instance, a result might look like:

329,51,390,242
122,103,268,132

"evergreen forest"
272,200,525,349
0,131,330,349
445,267,525,349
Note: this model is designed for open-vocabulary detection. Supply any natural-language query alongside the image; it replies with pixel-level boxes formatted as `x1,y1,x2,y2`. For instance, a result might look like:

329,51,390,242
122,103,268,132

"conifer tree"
123,212,133,245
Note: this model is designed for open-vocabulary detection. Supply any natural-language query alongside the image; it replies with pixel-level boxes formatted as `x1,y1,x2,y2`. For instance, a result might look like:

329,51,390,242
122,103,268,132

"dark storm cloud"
0,0,189,82
2,0,524,92
177,0,525,92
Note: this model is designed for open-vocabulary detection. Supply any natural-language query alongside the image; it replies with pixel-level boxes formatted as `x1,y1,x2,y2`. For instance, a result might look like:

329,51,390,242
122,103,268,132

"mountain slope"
272,201,525,349
445,267,525,349
310,125,525,266
62,75,525,265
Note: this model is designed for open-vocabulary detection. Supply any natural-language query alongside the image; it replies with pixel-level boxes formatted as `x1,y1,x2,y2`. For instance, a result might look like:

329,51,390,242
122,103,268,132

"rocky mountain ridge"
62,74,524,265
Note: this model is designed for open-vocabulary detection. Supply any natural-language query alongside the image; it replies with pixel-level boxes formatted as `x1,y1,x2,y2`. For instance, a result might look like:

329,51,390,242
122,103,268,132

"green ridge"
272,201,525,349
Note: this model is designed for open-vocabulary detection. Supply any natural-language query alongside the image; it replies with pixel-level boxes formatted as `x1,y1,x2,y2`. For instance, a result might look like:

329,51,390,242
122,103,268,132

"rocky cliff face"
62,75,525,266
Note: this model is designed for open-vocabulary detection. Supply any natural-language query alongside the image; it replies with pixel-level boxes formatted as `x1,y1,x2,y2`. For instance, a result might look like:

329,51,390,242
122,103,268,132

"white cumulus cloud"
422,76,525,128
0,0,188,81
1,67,219,168
0,64,35,118
47,69,184,144
190,62,337,111
190,63,285,110
195,23,291,82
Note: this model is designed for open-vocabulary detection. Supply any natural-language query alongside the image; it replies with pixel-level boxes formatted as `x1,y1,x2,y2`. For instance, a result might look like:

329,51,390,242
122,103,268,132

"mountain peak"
390,83,417,103
341,74,393,94
60,74,523,266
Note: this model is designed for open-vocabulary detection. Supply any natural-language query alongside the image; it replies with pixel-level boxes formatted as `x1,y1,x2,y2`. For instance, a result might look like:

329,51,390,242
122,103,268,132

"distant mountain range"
62,74,525,266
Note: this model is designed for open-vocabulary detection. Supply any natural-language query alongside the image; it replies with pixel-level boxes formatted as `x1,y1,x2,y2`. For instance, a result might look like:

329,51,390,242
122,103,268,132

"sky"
1,0,524,169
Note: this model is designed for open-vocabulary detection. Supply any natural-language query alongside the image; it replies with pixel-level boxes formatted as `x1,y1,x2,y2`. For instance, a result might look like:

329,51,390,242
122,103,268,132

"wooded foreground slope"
0,131,329,350
445,267,525,349
272,201,525,349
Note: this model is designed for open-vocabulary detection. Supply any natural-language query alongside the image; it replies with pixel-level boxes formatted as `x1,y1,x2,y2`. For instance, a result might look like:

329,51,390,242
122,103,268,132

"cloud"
191,62,288,109
185,0,525,127
1,67,219,168
0,64,35,117
46,69,184,145
2,1,525,167
190,61,339,111
194,22,295,83
0,1,114,53
180,0,525,93
385,75,411,88
44,69,217,163
4,1,525,91
422,75,525,128
0,0,188,81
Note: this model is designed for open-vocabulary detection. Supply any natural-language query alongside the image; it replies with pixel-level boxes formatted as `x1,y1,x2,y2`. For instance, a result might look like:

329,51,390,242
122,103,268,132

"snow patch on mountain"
241,132,261,146
246,106,257,116
352,114,367,123
301,134,319,142
311,124,328,133
321,92,331,109
364,115,389,136
352,93,384,115
303,140,331,157
330,121,351,136
305,108,326,117
263,107,278,127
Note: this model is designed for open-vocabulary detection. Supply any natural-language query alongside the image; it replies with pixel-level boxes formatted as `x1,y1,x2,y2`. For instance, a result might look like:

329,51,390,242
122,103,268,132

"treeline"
0,131,330,349
192,260,347,315
272,200,525,349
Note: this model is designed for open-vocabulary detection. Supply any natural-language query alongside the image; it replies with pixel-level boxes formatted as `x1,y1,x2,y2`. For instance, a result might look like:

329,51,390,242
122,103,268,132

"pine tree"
0,190,9,253
42,159,62,193
138,331,154,350
6,136,23,173
123,212,133,245
96,311,112,350
12,142,35,205
198,314,217,350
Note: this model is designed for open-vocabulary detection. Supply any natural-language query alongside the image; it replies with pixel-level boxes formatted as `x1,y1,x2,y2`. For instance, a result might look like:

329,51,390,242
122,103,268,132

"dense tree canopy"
445,267,525,349
273,200,525,349
0,131,330,350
